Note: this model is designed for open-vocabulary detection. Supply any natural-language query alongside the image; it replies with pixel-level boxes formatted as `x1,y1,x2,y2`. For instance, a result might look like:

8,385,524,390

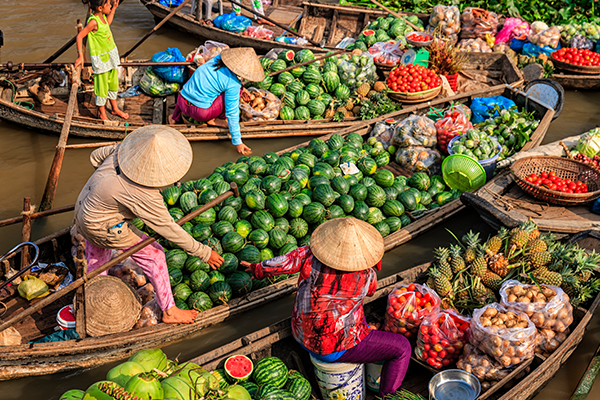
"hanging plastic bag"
393,115,438,148
470,303,537,368
186,41,229,66
139,67,180,97
243,25,275,40
458,38,492,52
522,42,561,58
368,41,404,67
470,96,517,124
435,106,473,153
215,13,252,33
240,88,281,122
499,280,573,332
428,5,461,42
460,7,499,41
337,53,378,90
151,48,186,84
395,147,442,174
18,275,49,301
415,310,470,369
495,18,528,44
382,283,441,339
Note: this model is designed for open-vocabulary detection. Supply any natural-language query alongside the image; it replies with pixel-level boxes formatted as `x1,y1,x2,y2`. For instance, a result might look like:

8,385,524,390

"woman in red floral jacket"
241,217,411,397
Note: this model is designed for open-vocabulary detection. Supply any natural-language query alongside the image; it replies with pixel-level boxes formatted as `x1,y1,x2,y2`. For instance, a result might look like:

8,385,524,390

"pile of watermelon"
350,13,425,52
133,131,456,312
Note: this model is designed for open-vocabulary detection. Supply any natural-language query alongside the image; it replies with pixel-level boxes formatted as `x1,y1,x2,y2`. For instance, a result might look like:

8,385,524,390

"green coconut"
106,361,146,387
199,372,219,391
169,361,207,386
226,385,252,400
124,372,164,400
82,381,118,400
161,376,197,400
59,389,85,400
127,348,168,373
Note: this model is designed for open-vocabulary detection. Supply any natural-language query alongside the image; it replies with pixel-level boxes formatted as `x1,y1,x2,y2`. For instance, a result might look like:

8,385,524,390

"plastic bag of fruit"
382,283,441,339
186,41,229,66
495,18,528,44
470,303,537,368
535,328,569,356
435,107,473,154
368,41,404,67
460,7,499,40
240,88,281,122
528,23,561,49
370,120,396,149
458,38,492,52
571,34,595,50
243,25,274,40
415,309,470,369
499,280,573,333
428,5,461,41
393,115,438,148
395,147,442,174
457,343,509,382
134,299,162,329
336,53,378,90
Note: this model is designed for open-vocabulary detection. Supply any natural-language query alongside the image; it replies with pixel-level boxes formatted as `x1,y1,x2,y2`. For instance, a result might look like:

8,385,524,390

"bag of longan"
499,280,573,333
470,303,537,368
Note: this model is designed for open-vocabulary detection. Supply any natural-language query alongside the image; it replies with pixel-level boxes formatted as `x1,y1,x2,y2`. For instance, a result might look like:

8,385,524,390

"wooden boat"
551,72,600,90
189,229,600,400
0,84,552,381
461,134,600,233
139,0,428,54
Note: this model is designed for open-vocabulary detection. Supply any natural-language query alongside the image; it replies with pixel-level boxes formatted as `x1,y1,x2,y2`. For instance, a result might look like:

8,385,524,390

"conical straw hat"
118,125,193,187
85,275,142,337
221,47,265,82
310,217,384,272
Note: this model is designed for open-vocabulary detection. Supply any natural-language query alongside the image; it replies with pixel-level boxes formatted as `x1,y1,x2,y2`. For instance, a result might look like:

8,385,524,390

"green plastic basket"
442,154,487,192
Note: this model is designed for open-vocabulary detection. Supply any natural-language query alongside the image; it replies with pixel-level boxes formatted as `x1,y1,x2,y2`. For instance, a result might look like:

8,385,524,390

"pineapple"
335,106,348,116
487,250,509,278
471,276,488,299
368,90,378,97
486,227,508,254
481,271,503,290
528,239,548,254
324,107,335,119
346,111,355,118
462,231,481,263
426,276,436,289
523,220,540,242
357,82,371,97
433,247,453,280
352,106,362,115
509,226,529,249
533,269,563,286
455,276,470,300
471,249,488,278
345,99,355,111
529,251,552,269
374,81,387,92
430,267,453,298
449,244,466,274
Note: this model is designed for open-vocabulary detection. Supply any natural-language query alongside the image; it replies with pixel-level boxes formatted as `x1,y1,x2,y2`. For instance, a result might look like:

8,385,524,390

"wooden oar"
0,61,195,69
368,0,421,31
121,0,192,58
227,0,321,48
267,49,345,77
570,342,600,400
0,183,239,333
44,8,91,63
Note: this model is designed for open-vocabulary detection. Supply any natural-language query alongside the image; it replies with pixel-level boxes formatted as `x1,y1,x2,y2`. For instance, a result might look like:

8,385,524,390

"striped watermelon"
361,177,376,188
166,249,188,269
271,164,291,182
187,291,212,311
269,228,287,249
302,70,322,85
270,59,287,72
286,81,304,94
209,270,226,285
173,283,193,302
224,169,249,186
212,221,234,238
367,207,385,224
385,216,401,232
321,150,340,167
291,168,309,187
286,376,311,400
336,194,355,213
294,193,311,206
224,196,243,212
384,186,399,201
213,180,230,196
335,84,350,100
251,210,275,232
199,189,218,205
374,169,395,187
349,184,368,201
279,106,295,121
295,106,310,121
179,192,198,214
366,185,387,208
260,57,273,71
226,272,253,297
269,83,286,97
235,220,253,238
290,66,306,78
255,75,273,91
323,71,340,93
222,231,245,254
278,50,295,62
162,186,181,206
305,83,321,99
191,224,212,242
295,49,315,63
312,162,335,180
328,134,345,150
331,176,350,194
308,175,329,189
282,180,303,196
352,200,369,221
322,61,338,74
374,221,391,237
357,157,378,176
168,267,183,287
295,90,310,106
287,199,304,219
266,193,289,218
319,93,333,107
248,229,269,249
282,92,296,108
189,270,210,292
328,205,345,219
253,357,288,389
219,253,239,275
195,178,213,192
203,237,223,255
302,202,325,224
260,248,275,262
279,243,298,256
261,175,282,195
245,190,266,211
312,184,336,207
382,200,405,217
278,72,294,85
306,99,325,117
208,281,232,305
237,245,262,263
297,153,316,169
169,207,184,221
218,206,238,225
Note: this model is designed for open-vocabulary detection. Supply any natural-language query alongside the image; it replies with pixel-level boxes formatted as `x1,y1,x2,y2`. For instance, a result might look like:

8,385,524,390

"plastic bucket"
448,135,502,181
57,304,76,330
310,355,365,400
365,362,384,392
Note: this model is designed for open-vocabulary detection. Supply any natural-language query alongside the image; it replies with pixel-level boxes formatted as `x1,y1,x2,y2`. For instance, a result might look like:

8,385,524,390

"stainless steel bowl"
428,369,481,400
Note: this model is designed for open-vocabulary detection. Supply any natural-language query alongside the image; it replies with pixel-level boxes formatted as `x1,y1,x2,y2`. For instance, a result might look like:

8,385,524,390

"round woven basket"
510,156,600,206
550,54,600,75
85,275,142,337
388,85,441,104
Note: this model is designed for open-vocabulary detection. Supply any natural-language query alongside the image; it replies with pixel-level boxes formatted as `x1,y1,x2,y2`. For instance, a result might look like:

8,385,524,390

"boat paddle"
368,0,421,31
0,183,239,333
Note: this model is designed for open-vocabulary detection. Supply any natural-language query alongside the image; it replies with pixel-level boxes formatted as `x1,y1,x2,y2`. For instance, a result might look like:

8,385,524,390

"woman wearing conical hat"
73,126,224,324
241,218,411,397
168,47,264,156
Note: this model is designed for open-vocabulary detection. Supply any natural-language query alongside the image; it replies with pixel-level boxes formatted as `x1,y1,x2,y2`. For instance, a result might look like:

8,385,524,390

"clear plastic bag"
243,25,274,40
457,343,509,382
18,275,49,301
382,283,441,339
369,121,396,149
499,280,573,332
415,310,470,369
240,88,281,122
186,41,229,66
336,53,378,90
139,67,180,97
571,34,595,50
151,48,186,84
395,146,442,174
0,327,22,346
435,107,473,154
137,283,156,306
495,18,528,44
368,41,404,67
264,48,287,61
458,38,492,53
428,5,461,39
134,299,162,329
470,303,537,368
460,7,499,40
392,115,438,148
535,328,569,356
528,25,561,49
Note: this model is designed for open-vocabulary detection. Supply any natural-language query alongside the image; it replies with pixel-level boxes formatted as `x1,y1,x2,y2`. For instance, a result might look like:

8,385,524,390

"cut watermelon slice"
362,30,375,36
224,355,254,382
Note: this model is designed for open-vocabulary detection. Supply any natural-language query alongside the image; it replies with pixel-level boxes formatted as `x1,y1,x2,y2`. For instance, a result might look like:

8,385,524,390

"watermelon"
312,184,336,207
374,221,391,237
224,355,254,383
385,216,402,232
279,106,295,121
219,253,239,275
181,222,193,234
319,93,333,108
261,175,282,195
226,272,253,297
302,70,322,85
203,237,223,255
260,57,273,71
321,150,340,167
286,376,311,400
327,205,345,219
305,83,321,99
399,190,419,211
366,185,386,207
189,270,210,292
168,267,183,287
181,180,195,192
384,186,399,201
322,61,338,74
251,210,275,232
208,281,232,305
279,243,298,256
198,189,218,205
374,169,395,188
295,106,310,121
352,200,369,221
162,186,181,206
409,172,430,191
283,180,303,196
271,164,291,182
260,248,275,261
269,83,286,97
312,162,335,180
255,75,273,90
361,176,376,187
185,256,210,274
331,176,350,194
282,92,296,109
193,206,216,225
270,59,287,72
224,169,248,186
375,152,391,167
173,283,193,302
234,220,253,238
218,206,238,225
297,153,316,169
278,72,294,85
290,66,306,78
345,173,359,186
212,221,234,238
349,184,368,201
211,369,229,388
179,192,198,214
308,175,329,189
240,382,259,399
166,249,188,269
253,357,289,389
276,156,295,170
221,231,245,254
248,229,269,249
286,199,304,218
245,190,266,211
335,194,355,213
328,134,345,150
302,202,325,224
278,50,295,62
367,207,385,225
287,81,304,95
382,200,405,217
435,191,454,206
269,228,287,249
335,84,350,100
295,49,315,63
295,90,310,106
237,245,262,263
294,193,311,206
420,191,433,206
187,291,212,313
357,157,378,176
323,71,340,93
175,299,189,310
207,172,224,184
264,194,288,218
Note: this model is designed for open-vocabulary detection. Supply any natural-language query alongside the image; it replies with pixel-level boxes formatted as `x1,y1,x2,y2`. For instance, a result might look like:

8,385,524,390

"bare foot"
207,118,228,128
98,111,111,122
112,109,130,120
162,306,199,324
168,115,177,125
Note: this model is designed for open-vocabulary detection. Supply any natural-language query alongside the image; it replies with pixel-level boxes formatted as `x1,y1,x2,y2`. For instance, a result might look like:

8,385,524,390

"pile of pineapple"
426,221,600,314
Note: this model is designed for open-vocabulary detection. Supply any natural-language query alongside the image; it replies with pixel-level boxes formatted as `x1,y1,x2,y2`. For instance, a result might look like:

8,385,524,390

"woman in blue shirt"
169,47,264,155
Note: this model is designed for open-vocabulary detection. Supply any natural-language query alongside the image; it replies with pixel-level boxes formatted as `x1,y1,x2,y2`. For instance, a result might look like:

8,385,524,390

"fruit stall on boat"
0,83,553,381
462,131,600,233
56,228,600,400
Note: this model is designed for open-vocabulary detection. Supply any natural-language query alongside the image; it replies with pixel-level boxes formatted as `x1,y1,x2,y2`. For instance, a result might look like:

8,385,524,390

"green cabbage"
576,128,600,158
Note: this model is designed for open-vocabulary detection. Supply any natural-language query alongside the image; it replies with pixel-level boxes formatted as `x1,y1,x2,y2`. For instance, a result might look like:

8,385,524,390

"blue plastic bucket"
310,355,365,400
447,135,501,181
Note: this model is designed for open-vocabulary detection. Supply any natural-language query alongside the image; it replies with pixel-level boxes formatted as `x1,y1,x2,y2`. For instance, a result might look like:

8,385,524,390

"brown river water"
0,1,600,398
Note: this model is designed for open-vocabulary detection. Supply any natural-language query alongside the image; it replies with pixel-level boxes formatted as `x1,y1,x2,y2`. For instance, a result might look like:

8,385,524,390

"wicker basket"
511,156,600,206
388,85,441,104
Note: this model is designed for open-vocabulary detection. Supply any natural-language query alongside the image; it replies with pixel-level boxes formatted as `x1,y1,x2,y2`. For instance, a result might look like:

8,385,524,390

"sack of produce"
137,283,155,306
395,146,441,174
243,25,275,40
382,283,441,339
528,22,561,49
522,42,561,58
571,34,595,50
151,48,187,84
214,12,252,33
458,38,492,52
499,280,573,333
393,115,438,148
435,106,473,154
186,41,229,66
139,67,180,97
370,120,396,149
18,275,49,301
576,127,600,158
470,303,537,368
368,41,404,67
336,53,378,90
240,88,282,122
134,299,162,329
535,327,569,356
457,343,509,383
470,96,517,124
428,5,461,42
495,18,529,44
460,7,499,40
415,309,470,369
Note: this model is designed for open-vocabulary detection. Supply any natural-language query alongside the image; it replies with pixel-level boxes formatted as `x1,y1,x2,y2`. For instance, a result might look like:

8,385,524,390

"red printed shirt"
250,246,378,355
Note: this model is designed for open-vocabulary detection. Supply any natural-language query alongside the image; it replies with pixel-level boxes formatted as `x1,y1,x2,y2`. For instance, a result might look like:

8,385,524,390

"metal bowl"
428,369,481,400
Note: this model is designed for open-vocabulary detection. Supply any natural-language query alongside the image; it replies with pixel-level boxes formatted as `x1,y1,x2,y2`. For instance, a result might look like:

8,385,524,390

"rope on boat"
20,205,36,216
0,77,34,110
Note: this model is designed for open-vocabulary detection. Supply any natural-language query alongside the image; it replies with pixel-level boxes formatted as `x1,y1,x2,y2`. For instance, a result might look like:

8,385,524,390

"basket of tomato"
511,156,600,205
415,310,470,369
382,283,441,339
406,32,433,47
551,48,600,74
387,64,442,103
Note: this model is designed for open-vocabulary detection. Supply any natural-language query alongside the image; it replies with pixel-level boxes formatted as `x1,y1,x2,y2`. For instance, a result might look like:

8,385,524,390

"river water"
0,1,599,399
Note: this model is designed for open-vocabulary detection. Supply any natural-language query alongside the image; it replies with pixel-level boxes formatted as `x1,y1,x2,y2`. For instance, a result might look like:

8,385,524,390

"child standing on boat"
75,0,129,121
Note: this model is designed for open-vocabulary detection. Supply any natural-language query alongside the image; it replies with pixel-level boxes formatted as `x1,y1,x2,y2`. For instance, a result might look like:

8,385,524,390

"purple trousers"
337,329,411,396
171,93,226,123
